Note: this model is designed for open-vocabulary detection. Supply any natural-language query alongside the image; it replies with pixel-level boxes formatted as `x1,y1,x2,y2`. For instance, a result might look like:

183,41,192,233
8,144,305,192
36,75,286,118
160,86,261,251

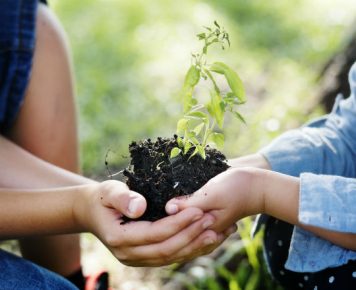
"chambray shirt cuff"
284,172,356,272
299,172,356,233
285,226,356,272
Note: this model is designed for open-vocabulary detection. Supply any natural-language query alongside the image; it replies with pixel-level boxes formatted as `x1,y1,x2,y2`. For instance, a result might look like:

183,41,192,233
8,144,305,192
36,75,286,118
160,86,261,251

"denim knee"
0,249,78,290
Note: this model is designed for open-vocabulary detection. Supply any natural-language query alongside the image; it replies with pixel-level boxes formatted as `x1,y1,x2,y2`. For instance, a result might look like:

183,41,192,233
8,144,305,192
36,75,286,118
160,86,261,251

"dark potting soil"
122,136,229,222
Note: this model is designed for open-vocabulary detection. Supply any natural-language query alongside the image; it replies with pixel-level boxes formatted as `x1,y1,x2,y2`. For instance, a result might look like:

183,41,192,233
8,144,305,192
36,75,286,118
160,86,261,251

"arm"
0,185,89,239
228,153,271,170
0,135,231,266
260,169,356,251
0,135,92,188
166,167,356,251
0,180,226,266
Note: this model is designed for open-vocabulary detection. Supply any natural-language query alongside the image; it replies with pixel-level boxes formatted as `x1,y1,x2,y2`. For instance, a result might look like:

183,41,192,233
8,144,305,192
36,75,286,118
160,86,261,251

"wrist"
260,170,300,224
72,183,99,233
228,167,266,217
249,168,269,215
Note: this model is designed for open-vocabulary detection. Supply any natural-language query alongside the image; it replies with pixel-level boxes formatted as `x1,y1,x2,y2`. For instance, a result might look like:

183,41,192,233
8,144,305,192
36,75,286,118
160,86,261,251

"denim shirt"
257,62,356,272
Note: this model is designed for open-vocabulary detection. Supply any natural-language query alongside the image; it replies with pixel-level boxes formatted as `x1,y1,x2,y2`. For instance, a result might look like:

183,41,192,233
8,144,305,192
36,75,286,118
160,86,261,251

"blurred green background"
49,0,356,289
52,0,356,177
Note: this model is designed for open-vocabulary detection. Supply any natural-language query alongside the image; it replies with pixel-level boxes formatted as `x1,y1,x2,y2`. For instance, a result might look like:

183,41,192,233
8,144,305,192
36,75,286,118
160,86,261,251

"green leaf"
189,147,199,159
186,111,208,123
197,33,206,40
220,100,226,112
233,111,246,124
210,90,224,129
224,92,244,105
177,118,189,135
183,141,192,154
210,62,245,102
170,147,181,159
189,145,206,159
176,136,184,148
182,66,200,113
184,65,200,87
193,123,205,135
190,97,198,107
197,145,206,159
210,132,224,149
187,133,200,145
181,86,193,113
206,102,214,118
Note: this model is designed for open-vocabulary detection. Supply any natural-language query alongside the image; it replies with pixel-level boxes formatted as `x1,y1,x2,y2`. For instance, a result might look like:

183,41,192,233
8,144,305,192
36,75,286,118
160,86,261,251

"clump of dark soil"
123,135,229,222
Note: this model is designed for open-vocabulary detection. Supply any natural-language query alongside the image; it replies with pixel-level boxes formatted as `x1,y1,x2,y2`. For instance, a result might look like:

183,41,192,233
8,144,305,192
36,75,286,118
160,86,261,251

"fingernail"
128,198,141,215
202,219,214,229
204,238,215,246
166,203,178,215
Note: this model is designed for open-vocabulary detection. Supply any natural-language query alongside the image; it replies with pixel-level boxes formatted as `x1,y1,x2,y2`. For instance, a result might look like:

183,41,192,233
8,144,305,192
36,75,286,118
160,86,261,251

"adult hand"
75,180,234,266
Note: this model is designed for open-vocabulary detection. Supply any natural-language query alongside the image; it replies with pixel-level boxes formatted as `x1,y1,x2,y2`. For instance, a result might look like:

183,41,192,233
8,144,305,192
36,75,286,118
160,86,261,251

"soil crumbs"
123,136,229,222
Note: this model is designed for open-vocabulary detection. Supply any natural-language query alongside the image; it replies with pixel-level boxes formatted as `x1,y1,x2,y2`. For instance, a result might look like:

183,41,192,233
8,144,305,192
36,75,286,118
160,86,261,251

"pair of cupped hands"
76,166,261,267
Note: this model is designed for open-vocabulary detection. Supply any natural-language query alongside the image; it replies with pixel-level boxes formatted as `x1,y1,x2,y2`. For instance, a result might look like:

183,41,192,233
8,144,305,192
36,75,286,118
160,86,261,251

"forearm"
0,185,92,239
228,153,271,170
0,135,93,188
258,169,356,251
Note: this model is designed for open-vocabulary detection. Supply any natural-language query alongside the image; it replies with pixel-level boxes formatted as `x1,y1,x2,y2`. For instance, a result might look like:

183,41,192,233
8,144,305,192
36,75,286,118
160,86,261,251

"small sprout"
183,141,192,154
170,147,181,159
176,136,184,147
171,22,246,160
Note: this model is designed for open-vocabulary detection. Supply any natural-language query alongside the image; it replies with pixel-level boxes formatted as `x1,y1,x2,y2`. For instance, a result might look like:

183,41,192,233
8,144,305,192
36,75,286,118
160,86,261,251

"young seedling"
170,21,246,160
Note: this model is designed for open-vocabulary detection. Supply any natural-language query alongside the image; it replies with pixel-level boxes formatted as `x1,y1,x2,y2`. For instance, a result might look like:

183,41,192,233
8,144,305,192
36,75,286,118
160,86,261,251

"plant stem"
202,119,215,148
204,68,220,94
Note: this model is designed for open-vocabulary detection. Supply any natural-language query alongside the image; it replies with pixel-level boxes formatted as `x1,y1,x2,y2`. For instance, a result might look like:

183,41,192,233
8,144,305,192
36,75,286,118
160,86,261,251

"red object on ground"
85,270,112,290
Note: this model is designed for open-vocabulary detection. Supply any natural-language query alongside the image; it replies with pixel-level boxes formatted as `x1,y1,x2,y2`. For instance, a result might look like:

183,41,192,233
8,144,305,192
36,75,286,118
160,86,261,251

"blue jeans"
0,0,37,132
0,249,77,289
0,1,77,288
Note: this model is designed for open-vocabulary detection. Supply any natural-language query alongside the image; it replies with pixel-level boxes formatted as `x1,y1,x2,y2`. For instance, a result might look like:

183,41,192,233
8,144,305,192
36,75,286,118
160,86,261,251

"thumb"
166,186,210,215
101,181,147,219
125,191,147,218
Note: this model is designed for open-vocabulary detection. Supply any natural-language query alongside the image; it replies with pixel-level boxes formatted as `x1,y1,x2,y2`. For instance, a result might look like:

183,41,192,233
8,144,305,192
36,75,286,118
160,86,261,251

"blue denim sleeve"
259,97,356,177
299,173,356,233
257,62,356,272
283,173,356,272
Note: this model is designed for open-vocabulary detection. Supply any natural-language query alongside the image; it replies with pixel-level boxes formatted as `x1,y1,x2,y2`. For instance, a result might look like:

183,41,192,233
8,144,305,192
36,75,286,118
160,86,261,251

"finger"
223,223,238,236
172,231,226,262
115,214,216,264
124,232,227,267
118,207,204,246
166,185,212,215
101,180,147,219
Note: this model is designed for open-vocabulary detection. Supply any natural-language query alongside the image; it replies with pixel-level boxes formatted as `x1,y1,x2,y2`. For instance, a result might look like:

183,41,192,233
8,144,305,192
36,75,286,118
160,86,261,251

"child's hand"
75,180,232,266
166,168,265,233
